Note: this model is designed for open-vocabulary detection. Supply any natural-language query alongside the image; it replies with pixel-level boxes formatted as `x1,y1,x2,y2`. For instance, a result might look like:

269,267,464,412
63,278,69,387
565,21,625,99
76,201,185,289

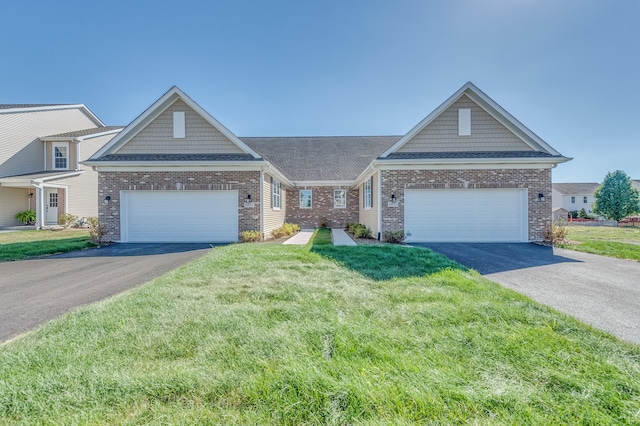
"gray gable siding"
116,99,245,155
397,95,533,153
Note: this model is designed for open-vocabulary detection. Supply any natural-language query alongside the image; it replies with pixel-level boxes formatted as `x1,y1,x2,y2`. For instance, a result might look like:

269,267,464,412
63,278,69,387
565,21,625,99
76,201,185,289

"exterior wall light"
104,195,111,205
391,194,396,203
28,192,33,198
246,194,251,203
538,193,545,202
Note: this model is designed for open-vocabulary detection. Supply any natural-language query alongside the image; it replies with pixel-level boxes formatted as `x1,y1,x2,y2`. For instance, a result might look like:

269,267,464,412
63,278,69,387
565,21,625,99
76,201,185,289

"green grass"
560,226,640,260
312,227,333,245
0,229,94,261
1,244,639,424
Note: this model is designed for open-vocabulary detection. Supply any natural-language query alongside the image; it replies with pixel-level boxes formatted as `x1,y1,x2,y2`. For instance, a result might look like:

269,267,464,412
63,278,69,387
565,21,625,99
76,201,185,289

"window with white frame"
583,196,588,203
272,178,281,210
334,189,346,209
299,189,312,209
53,142,69,170
363,177,372,209
571,196,575,203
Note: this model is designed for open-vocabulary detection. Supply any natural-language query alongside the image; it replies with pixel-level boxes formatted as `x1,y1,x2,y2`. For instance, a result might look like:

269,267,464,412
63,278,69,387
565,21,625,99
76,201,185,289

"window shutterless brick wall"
98,171,261,242
380,168,551,241
285,186,359,229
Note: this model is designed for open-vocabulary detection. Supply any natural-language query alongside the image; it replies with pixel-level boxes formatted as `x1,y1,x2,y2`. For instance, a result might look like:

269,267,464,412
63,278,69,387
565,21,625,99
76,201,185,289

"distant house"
0,104,122,227
552,183,600,215
85,83,570,243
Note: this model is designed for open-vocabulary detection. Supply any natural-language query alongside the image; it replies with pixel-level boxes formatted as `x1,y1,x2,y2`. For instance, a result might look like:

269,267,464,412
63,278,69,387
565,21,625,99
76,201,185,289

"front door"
46,189,58,224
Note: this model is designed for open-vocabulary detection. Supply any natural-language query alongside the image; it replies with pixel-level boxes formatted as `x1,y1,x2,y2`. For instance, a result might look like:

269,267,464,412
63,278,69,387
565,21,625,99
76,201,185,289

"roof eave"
375,156,572,166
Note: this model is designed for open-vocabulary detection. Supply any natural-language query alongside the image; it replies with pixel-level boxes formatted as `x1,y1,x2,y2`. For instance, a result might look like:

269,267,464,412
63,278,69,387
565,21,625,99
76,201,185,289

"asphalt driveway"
417,243,640,345
0,244,214,342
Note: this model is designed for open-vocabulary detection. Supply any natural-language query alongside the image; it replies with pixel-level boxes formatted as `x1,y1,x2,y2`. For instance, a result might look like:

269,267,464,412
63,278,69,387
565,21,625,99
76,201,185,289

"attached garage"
404,188,528,242
120,190,238,242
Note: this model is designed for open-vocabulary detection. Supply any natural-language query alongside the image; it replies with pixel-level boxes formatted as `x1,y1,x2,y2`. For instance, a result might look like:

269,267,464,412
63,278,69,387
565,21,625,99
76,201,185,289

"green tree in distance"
593,170,640,221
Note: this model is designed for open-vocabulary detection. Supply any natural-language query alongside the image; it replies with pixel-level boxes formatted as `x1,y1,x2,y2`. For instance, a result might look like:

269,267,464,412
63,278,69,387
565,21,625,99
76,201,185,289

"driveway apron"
417,243,640,345
0,244,213,342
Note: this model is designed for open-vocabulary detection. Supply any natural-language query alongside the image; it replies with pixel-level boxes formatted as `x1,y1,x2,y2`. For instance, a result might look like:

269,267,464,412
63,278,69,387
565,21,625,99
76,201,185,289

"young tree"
593,170,640,221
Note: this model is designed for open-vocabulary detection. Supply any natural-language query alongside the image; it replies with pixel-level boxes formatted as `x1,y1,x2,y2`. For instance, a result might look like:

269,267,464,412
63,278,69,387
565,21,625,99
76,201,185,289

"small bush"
346,223,372,239
87,217,106,245
59,213,78,228
241,230,262,243
271,223,300,239
543,221,568,245
383,230,410,244
15,209,36,225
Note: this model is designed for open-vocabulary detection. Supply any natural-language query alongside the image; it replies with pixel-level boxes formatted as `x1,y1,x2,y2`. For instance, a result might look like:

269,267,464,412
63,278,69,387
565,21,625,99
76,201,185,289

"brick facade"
98,171,261,242
379,168,551,241
57,188,66,224
285,186,359,229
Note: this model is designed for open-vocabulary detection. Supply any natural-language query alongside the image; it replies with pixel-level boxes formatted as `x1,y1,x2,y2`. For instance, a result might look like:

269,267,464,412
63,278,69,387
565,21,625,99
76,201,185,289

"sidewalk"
331,229,357,246
282,229,314,245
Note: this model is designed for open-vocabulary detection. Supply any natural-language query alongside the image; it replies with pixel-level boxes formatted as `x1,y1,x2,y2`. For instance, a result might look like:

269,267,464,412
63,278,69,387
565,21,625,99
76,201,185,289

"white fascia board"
88,163,267,172
32,171,84,183
76,128,123,142
374,160,565,171
291,180,354,187
261,163,294,188
91,86,260,159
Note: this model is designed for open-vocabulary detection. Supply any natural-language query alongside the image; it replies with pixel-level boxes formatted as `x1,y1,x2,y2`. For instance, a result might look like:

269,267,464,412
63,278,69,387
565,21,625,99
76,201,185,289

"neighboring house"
552,183,600,215
84,83,570,243
0,104,122,227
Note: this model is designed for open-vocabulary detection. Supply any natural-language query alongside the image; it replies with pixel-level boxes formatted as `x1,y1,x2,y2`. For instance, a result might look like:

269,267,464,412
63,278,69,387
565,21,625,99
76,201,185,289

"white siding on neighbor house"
116,99,245,155
0,108,99,177
358,172,379,237
398,95,533,153
0,187,29,226
561,194,596,213
263,173,286,238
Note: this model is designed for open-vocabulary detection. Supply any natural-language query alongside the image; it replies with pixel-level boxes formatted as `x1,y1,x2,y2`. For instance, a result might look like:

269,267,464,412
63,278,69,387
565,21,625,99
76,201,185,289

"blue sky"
3,0,638,182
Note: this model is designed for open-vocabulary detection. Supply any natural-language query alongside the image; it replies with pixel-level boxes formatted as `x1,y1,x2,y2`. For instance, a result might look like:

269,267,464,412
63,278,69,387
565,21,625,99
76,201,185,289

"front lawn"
0,229,94,261
1,243,639,424
561,225,640,260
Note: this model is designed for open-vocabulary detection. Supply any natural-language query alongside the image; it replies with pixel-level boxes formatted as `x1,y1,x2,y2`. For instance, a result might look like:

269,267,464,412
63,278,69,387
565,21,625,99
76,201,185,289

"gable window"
299,189,312,209
571,196,575,203
272,178,281,210
583,196,588,204
334,189,346,209
52,142,69,170
363,177,372,209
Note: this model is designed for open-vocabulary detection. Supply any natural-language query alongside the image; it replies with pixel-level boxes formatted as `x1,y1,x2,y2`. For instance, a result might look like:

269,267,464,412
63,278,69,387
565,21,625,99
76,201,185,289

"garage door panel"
122,191,238,242
405,189,527,243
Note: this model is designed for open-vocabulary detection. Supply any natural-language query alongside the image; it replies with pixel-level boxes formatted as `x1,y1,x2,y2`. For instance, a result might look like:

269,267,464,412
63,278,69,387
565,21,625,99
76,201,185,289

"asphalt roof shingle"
552,183,601,195
0,104,71,110
242,136,401,181
43,126,123,138
383,151,559,160
92,153,260,162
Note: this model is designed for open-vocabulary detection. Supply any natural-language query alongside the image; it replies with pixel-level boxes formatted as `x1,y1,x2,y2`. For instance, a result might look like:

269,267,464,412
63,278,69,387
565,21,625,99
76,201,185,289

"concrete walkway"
331,229,357,246
282,229,314,245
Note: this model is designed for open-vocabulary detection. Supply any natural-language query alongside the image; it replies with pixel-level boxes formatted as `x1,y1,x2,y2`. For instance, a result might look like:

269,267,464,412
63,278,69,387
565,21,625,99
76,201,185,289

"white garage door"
404,189,528,242
121,190,238,242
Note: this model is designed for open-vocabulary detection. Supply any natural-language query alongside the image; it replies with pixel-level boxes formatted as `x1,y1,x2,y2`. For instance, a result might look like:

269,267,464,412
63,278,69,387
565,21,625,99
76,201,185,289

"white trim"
272,177,282,210
299,189,312,209
31,171,84,184
52,142,70,170
333,189,347,209
90,86,261,159
291,180,353,187
380,82,563,158
86,164,266,172
375,162,559,171
41,128,123,142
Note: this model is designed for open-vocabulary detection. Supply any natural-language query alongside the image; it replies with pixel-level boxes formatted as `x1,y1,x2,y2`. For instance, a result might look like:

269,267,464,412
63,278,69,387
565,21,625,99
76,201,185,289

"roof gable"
381,82,562,158
91,87,261,159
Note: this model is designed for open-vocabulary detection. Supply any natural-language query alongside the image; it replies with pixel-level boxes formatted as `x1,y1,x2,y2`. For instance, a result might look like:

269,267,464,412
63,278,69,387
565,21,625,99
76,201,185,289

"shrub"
383,230,410,244
59,213,78,228
569,210,579,219
271,223,300,239
346,223,372,239
87,217,106,245
542,221,568,245
15,209,36,225
241,230,262,243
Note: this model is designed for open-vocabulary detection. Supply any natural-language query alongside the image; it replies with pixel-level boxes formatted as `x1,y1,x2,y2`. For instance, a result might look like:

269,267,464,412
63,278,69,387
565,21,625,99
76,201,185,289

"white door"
404,189,528,242
120,190,238,243
45,189,58,224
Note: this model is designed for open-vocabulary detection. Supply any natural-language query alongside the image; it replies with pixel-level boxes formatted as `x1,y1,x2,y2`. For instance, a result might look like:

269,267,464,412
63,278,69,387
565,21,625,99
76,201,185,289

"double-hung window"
299,189,312,209
53,142,69,170
272,178,281,210
571,196,575,204
363,177,372,209
583,196,588,204
334,189,346,209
